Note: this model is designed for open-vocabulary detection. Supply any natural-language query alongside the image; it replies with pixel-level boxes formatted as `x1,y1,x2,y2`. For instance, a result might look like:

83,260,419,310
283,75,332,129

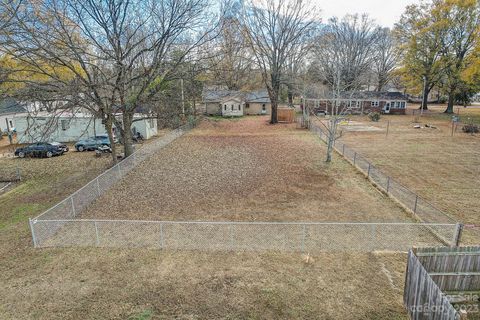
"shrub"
462,124,479,134
368,112,381,122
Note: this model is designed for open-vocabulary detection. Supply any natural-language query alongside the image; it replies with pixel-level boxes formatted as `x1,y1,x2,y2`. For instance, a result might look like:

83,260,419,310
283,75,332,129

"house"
307,91,408,115
203,89,271,116
0,98,28,132
14,112,158,143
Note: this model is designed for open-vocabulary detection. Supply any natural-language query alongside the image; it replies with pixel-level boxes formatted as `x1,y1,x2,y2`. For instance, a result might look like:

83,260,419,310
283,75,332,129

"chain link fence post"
94,221,100,246
367,163,371,177
71,196,76,217
229,224,235,251
414,195,418,213
159,223,164,249
386,177,390,193
353,152,357,166
16,167,21,181
29,218,37,248
301,225,306,252
452,223,463,247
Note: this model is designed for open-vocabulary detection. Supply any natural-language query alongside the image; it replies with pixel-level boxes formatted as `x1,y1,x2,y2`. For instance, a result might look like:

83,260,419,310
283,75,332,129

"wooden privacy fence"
404,246,480,319
277,108,295,123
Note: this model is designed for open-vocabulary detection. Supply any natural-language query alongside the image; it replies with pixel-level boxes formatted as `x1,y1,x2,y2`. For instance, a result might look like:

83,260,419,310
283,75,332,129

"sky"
314,0,419,28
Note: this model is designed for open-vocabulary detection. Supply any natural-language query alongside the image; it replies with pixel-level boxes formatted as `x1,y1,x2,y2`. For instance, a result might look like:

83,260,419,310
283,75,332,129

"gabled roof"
245,90,270,103
0,98,27,115
203,89,240,103
203,88,271,103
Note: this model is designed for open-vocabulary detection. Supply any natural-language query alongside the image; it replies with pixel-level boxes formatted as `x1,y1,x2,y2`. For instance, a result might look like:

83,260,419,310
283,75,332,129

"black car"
49,141,69,152
14,142,65,158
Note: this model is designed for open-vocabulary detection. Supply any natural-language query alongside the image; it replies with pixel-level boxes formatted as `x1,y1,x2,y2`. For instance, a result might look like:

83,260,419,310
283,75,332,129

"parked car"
49,141,69,152
95,134,118,144
14,142,65,158
75,136,111,152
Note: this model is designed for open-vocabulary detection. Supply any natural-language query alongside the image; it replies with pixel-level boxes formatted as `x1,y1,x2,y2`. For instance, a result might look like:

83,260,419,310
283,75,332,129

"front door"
384,102,391,114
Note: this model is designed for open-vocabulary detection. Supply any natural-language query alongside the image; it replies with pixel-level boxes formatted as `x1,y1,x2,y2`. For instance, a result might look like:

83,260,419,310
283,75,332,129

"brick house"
307,91,408,115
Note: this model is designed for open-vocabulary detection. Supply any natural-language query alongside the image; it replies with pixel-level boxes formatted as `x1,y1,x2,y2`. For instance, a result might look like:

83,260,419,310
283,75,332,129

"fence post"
452,223,463,247
29,218,38,248
386,177,390,193
71,196,76,217
16,167,21,181
229,224,235,251
301,225,306,252
94,221,100,246
353,152,357,165
367,163,371,177
371,224,376,251
414,195,418,213
342,144,345,156
159,223,164,249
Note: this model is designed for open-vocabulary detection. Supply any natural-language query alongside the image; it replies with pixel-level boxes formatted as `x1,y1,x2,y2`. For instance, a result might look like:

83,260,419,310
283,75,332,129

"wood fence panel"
404,250,460,319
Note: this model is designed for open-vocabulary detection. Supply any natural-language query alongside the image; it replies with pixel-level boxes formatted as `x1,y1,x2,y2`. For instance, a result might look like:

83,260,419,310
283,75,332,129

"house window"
400,101,406,109
224,104,227,111
371,101,379,107
245,103,250,109
262,104,266,111
61,119,69,131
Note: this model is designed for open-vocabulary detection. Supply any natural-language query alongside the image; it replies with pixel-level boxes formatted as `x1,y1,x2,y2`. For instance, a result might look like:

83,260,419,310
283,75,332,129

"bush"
462,124,479,134
368,112,381,122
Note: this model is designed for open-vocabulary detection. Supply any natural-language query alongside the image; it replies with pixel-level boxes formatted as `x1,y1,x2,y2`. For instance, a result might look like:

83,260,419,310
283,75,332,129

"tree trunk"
122,112,134,157
104,118,117,164
421,82,430,110
444,93,455,114
326,137,333,162
271,99,278,124
287,85,294,107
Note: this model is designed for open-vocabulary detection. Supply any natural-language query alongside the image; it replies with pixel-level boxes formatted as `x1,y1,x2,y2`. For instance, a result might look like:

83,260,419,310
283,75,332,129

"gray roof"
245,90,270,103
203,89,240,102
203,89,271,103
0,98,26,115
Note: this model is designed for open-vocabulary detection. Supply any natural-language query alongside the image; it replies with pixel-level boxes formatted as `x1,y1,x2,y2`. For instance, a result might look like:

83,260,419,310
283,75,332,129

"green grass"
128,310,153,320
0,203,47,230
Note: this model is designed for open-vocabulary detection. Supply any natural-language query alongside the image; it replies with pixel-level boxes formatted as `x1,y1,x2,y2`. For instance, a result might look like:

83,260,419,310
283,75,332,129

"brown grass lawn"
0,116,414,319
82,116,410,222
337,104,480,243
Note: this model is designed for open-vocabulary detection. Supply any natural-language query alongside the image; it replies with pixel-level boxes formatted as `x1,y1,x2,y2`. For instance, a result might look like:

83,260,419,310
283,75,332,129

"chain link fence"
30,122,196,244
28,118,461,252
31,220,458,251
306,119,458,244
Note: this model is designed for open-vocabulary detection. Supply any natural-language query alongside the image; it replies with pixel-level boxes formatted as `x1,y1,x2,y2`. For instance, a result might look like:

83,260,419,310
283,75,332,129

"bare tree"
313,14,380,92
308,14,381,162
2,0,217,160
207,4,254,91
373,28,397,91
241,0,319,124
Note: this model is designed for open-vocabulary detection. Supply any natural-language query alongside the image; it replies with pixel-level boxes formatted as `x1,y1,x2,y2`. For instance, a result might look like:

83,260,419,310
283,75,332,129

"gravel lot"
82,116,411,222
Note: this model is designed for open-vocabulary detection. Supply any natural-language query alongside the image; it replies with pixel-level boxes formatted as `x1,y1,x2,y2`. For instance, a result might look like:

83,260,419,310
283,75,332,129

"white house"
0,98,28,132
15,112,158,143
203,89,271,117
